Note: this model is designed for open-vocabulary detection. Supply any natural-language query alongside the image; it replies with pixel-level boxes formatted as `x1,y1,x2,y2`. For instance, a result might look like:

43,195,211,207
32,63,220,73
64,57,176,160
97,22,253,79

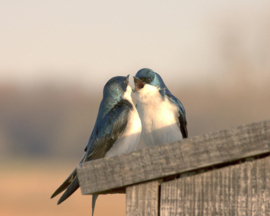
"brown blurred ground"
1,159,125,216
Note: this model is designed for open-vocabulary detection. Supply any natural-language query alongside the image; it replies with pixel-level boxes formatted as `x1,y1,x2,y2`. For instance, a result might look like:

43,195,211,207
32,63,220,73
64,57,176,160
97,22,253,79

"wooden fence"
77,120,270,216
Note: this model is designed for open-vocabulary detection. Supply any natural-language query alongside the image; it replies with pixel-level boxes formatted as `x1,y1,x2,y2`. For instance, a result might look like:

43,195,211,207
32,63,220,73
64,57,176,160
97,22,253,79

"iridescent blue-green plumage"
85,76,132,155
51,76,135,215
135,68,188,138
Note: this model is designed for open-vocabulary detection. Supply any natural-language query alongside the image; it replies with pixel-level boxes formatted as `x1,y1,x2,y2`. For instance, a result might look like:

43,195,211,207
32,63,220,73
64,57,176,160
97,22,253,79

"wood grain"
126,181,160,216
160,156,270,216
77,120,270,195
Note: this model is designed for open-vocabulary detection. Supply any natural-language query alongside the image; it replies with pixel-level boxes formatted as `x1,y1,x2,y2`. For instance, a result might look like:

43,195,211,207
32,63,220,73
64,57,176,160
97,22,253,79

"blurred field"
1,78,270,158
0,158,125,216
1,79,269,215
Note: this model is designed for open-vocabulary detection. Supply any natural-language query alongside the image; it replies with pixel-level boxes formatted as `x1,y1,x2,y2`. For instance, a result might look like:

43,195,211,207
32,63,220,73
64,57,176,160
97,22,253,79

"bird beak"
125,75,130,84
133,77,145,91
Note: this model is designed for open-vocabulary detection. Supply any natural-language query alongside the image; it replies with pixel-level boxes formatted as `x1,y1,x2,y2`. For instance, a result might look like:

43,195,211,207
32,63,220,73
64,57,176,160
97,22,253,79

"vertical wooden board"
126,181,160,216
160,156,270,216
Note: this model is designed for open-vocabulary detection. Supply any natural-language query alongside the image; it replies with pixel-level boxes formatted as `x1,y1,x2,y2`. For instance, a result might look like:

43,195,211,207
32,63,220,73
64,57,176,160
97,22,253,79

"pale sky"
1,0,269,90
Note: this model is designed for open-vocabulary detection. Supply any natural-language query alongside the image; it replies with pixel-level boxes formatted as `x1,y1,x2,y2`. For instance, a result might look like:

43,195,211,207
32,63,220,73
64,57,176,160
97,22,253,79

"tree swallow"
133,68,188,147
51,75,142,215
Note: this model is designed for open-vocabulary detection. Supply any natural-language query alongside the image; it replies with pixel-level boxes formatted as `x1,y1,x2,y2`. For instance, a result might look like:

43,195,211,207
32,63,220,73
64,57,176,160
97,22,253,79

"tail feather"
51,154,86,200
57,175,80,205
92,194,99,216
51,168,77,199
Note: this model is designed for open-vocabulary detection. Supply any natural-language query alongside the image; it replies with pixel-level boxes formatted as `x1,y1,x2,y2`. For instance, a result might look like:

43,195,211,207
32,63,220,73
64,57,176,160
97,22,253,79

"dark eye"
146,78,151,83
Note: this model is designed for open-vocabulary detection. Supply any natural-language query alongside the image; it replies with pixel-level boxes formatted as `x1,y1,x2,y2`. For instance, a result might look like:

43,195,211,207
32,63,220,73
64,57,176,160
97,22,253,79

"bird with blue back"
133,68,188,148
51,75,142,215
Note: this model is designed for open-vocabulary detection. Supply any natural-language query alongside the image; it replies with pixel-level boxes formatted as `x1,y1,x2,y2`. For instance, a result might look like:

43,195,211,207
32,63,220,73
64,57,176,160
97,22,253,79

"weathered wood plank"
160,156,270,216
126,181,160,216
77,120,270,195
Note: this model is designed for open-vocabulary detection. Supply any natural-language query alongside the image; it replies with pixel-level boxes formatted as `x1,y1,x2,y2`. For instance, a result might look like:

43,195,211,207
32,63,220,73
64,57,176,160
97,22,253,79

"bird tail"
51,167,77,199
57,174,80,204
92,194,99,216
51,155,86,204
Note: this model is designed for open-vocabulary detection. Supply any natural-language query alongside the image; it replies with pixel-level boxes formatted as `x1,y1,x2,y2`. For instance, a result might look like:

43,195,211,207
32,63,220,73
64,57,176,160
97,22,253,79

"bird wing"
165,92,188,138
84,99,133,160
51,99,132,206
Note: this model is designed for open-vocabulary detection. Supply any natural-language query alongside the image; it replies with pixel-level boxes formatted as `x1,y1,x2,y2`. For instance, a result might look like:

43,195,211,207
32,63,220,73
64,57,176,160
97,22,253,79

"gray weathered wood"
160,156,270,216
126,181,160,216
77,120,270,195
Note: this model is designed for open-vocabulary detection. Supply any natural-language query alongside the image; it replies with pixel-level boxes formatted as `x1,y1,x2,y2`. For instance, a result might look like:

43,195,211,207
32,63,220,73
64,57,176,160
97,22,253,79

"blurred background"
1,0,270,215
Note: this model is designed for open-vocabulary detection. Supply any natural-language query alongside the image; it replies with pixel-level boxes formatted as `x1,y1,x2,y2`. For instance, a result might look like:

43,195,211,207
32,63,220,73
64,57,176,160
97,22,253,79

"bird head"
103,75,131,101
133,68,167,92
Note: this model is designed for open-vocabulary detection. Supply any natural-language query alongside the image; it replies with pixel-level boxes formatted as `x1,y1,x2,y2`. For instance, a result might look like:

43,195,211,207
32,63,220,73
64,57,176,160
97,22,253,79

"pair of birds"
51,68,188,214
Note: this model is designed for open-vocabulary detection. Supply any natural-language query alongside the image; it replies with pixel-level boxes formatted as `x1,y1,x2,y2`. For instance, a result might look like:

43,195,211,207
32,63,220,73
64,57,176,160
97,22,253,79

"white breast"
105,85,142,157
135,84,182,148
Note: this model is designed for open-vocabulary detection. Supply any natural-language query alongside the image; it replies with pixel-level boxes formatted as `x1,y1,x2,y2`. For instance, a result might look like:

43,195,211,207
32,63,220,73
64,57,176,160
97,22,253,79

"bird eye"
146,78,151,83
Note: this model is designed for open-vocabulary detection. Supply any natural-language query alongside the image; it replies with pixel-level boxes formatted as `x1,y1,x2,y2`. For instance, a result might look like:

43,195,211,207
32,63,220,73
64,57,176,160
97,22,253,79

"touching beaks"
133,77,145,91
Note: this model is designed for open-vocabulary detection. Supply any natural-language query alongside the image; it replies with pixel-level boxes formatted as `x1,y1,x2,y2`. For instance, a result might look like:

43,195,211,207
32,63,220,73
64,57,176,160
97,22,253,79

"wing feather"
51,99,132,205
166,93,188,138
84,99,131,161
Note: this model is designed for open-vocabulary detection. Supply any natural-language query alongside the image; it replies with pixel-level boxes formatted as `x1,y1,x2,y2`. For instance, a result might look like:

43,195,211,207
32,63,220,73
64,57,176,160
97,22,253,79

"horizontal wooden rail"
77,120,270,195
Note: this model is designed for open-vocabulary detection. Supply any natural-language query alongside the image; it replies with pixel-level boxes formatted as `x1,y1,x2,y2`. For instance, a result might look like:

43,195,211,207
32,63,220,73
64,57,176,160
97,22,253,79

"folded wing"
51,99,132,205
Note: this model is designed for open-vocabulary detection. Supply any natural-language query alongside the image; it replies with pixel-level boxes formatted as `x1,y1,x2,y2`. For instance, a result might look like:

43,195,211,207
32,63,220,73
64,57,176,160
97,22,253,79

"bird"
51,75,142,215
133,68,188,148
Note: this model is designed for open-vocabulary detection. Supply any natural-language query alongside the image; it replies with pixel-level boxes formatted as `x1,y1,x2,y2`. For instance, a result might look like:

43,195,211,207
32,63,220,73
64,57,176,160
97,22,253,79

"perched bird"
51,75,142,215
134,68,188,147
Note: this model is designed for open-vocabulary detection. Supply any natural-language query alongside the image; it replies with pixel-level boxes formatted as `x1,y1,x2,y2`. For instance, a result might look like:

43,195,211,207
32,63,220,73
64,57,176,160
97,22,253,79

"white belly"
105,106,142,157
135,85,182,147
